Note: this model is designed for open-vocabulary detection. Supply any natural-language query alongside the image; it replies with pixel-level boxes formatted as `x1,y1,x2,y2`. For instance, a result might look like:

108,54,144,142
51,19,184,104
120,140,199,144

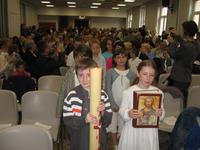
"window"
127,10,133,28
139,6,146,27
158,7,168,35
192,0,200,26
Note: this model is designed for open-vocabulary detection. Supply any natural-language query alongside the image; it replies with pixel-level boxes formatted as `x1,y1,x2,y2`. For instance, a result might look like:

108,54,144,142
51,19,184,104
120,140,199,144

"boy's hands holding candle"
85,113,98,125
85,101,105,125
97,101,105,116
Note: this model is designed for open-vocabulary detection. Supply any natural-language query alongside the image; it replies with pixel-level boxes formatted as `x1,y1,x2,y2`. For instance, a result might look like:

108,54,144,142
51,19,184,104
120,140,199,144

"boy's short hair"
37,40,48,54
73,45,92,59
8,44,18,55
15,60,26,69
75,58,97,74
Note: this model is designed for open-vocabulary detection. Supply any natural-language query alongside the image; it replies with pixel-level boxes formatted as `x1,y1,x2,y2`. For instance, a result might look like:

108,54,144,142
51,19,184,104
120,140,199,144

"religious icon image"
132,91,162,128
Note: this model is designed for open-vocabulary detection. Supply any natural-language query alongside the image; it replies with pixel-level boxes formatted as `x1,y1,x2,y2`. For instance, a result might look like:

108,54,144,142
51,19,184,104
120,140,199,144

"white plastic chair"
21,91,60,142
0,90,18,130
38,75,65,94
187,86,200,108
0,125,53,150
190,74,200,86
159,92,183,132
158,73,170,86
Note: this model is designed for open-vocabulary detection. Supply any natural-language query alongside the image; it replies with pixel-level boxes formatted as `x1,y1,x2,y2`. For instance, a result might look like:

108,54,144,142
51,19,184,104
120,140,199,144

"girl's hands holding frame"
129,109,140,119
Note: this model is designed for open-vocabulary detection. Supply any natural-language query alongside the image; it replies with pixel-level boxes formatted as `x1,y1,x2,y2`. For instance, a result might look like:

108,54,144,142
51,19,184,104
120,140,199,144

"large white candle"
89,67,102,150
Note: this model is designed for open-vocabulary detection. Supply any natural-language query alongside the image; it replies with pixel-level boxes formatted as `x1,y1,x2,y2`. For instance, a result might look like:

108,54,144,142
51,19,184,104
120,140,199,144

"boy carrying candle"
63,58,112,150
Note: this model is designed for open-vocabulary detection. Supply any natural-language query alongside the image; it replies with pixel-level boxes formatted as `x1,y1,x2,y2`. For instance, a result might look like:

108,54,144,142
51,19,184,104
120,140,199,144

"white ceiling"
23,0,152,10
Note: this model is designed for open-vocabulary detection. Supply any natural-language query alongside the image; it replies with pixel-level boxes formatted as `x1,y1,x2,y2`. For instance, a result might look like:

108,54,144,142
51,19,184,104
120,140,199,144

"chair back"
21,90,58,121
159,91,183,132
2,76,36,102
38,75,64,93
187,86,200,108
0,125,53,150
21,90,60,141
163,92,183,117
158,73,170,86
190,74,200,86
0,90,18,126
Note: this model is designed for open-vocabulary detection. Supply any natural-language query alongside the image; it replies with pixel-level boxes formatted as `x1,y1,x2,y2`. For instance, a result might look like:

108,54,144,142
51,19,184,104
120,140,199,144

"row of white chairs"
0,89,61,149
0,125,53,150
158,73,200,87
158,73,200,132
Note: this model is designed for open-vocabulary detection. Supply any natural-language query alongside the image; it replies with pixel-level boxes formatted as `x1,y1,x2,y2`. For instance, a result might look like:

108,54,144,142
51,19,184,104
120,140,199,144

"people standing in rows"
118,60,165,150
23,40,38,78
35,40,60,79
138,42,150,60
128,45,142,75
90,39,106,87
105,48,135,149
102,38,113,71
66,37,83,69
57,45,93,117
167,20,200,107
63,58,112,150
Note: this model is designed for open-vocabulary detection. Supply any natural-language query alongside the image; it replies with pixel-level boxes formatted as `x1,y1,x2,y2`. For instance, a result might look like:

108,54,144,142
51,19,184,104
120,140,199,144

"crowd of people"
0,20,200,150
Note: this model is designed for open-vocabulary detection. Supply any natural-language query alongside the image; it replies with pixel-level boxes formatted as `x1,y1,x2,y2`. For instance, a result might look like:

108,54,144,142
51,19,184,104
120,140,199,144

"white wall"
176,0,193,33
129,0,195,34
25,4,38,27
132,7,140,28
145,0,160,31
37,7,126,18
7,0,21,37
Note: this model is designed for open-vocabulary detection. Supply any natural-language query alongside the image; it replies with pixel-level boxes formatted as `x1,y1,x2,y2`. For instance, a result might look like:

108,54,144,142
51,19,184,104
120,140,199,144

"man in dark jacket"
35,40,60,79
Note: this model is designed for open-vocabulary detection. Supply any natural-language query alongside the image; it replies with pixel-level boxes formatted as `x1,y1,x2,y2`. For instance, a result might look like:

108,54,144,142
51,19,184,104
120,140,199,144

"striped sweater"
63,85,112,150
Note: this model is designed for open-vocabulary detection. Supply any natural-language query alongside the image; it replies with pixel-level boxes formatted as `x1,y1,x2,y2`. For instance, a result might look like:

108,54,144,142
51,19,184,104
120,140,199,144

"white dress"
118,85,165,150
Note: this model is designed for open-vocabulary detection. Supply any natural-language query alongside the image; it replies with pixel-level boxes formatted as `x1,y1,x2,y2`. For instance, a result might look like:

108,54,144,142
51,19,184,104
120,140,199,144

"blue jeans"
167,107,200,150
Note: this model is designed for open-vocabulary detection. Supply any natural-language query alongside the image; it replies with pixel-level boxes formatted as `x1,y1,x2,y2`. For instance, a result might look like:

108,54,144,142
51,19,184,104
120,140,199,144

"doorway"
74,19,89,31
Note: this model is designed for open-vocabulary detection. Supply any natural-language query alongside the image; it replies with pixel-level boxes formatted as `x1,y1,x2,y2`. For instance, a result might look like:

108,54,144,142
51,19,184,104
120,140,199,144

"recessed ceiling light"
112,7,120,9
68,5,76,8
67,2,76,5
124,0,135,2
92,2,101,6
46,4,54,7
117,4,126,6
41,1,50,4
90,6,98,8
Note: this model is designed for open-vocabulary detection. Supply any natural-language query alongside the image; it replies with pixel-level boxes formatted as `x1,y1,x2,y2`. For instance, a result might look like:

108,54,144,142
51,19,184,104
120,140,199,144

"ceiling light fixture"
117,4,126,6
67,2,76,5
92,2,101,6
41,1,50,4
68,5,76,7
90,6,98,8
112,7,120,9
124,0,135,2
46,4,54,7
